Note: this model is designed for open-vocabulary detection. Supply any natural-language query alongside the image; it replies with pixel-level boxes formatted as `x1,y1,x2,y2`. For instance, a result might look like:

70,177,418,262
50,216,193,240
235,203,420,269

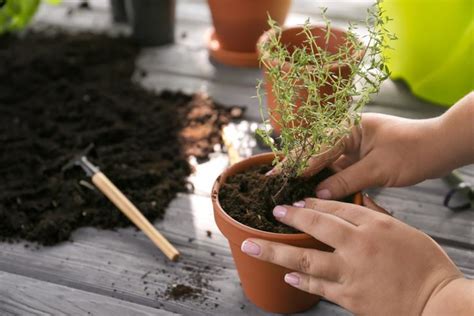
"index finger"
297,197,390,226
273,205,357,248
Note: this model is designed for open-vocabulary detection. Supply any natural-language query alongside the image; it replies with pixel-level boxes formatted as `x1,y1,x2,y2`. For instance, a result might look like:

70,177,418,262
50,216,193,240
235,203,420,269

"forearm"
424,92,474,178
422,277,474,316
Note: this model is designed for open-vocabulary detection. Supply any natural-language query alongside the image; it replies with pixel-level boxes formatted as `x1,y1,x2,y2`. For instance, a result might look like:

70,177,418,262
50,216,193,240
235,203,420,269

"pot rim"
212,152,362,241
256,24,365,72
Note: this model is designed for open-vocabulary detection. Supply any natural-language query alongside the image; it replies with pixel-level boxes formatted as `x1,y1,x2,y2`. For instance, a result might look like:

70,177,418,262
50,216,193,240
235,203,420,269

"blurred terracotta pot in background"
207,0,292,67
258,25,360,134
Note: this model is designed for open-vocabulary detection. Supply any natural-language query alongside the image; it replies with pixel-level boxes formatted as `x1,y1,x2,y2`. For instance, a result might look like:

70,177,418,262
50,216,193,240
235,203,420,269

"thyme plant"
257,1,395,183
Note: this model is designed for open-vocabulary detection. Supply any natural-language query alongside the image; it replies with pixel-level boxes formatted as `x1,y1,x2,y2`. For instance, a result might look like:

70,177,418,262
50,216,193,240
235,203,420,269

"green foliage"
0,0,61,34
257,0,396,179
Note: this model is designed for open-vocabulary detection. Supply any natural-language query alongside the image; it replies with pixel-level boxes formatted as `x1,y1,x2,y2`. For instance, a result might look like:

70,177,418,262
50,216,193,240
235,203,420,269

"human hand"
268,92,474,201
269,113,444,200
240,198,464,315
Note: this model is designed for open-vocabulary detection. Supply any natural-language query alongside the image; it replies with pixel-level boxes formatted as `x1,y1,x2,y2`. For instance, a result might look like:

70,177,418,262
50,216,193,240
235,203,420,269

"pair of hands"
242,93,474,315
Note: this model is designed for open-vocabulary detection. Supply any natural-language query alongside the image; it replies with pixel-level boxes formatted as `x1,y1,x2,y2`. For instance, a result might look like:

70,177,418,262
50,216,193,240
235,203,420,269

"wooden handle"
92,172,180,261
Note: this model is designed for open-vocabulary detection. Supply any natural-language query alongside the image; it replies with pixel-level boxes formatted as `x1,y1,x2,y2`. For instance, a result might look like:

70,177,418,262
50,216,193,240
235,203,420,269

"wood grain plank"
138,71,263,121
369,185,474,248
0,271,178,316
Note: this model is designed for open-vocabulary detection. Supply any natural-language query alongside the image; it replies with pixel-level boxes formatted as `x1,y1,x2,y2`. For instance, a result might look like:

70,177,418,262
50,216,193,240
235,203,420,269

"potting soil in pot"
0,31,242,245
219,165,352,233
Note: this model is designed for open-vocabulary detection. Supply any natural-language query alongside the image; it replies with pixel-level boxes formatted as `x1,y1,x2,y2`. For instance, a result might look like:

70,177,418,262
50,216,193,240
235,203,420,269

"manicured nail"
293,200,305,208
241,240,261,256
284,273,300,286
273,206,287,218
265,169,275,176
316,189,331,199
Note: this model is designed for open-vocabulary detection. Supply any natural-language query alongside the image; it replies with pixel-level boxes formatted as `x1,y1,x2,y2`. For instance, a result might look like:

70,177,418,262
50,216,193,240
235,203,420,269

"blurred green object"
383,0,473,106
0,0,61,34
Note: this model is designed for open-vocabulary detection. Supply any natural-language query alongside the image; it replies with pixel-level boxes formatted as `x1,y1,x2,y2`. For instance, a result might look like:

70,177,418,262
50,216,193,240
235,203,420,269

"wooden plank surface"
0,272,178,316
1,0,472,315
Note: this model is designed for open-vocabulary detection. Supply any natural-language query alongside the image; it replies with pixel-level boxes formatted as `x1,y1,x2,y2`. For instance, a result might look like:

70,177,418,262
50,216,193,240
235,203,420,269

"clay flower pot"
258,25,362,134
212,153,362,313
207,0,292,67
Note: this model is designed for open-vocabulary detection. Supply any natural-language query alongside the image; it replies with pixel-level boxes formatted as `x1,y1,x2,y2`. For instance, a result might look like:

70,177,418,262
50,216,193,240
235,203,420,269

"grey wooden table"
1,1,472,315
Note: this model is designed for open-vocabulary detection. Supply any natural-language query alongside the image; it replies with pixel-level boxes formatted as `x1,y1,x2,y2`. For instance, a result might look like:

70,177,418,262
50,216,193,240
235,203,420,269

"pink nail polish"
293,200,305,208
284,273,300,286
241,240,260,256
265,169,275,176
273,206,287,218
316,189,331,199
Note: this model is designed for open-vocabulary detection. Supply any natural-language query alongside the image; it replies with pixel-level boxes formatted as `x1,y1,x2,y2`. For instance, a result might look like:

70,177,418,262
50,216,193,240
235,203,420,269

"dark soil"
159,263,216,303
166,284,201,300
0,31,242,245
219,165,352,233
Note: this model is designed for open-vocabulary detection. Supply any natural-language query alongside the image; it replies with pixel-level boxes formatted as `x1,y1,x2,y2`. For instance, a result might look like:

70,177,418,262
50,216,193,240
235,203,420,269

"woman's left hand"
240,197,464,316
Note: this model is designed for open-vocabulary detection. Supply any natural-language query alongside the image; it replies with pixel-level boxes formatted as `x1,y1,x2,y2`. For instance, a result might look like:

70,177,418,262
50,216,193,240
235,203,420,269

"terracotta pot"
258,26,361,134
207,0,292,67
212,153,362,313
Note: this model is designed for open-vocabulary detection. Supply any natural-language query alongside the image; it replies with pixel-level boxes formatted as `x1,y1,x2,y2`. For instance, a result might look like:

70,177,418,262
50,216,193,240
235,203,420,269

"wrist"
405,116,449,181
422,277,473,316
414,111,468,180
436,93,474,168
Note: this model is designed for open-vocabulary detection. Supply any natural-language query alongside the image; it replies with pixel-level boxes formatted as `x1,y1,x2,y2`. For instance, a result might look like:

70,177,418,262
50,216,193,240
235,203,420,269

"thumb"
315,157,378,200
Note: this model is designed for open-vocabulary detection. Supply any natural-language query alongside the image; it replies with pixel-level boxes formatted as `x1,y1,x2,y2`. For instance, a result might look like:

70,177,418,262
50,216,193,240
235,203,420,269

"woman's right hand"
313,112,445,200
315,92,474,200
267,92,474,200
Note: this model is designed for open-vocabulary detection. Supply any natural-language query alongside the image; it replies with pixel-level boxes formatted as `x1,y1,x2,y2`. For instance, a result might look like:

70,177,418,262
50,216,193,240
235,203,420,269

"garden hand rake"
63,144,180,261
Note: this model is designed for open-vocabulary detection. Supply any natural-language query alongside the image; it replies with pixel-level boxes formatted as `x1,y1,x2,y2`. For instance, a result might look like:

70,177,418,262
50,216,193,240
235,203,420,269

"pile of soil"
219,165,352,233
0,31,242,245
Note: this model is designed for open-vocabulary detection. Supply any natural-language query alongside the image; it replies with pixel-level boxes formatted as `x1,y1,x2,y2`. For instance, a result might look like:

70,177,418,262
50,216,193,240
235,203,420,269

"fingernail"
316,189,331,199
273,206,287,218
284,273,300,286
293,200,305,208
265,169,275,176
241,240,261,256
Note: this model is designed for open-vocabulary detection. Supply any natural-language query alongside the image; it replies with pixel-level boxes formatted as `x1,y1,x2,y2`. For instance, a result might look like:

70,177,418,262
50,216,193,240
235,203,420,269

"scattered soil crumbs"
219,165,353,233
0,31,243,245
140,261,218,305
166,284,202,300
